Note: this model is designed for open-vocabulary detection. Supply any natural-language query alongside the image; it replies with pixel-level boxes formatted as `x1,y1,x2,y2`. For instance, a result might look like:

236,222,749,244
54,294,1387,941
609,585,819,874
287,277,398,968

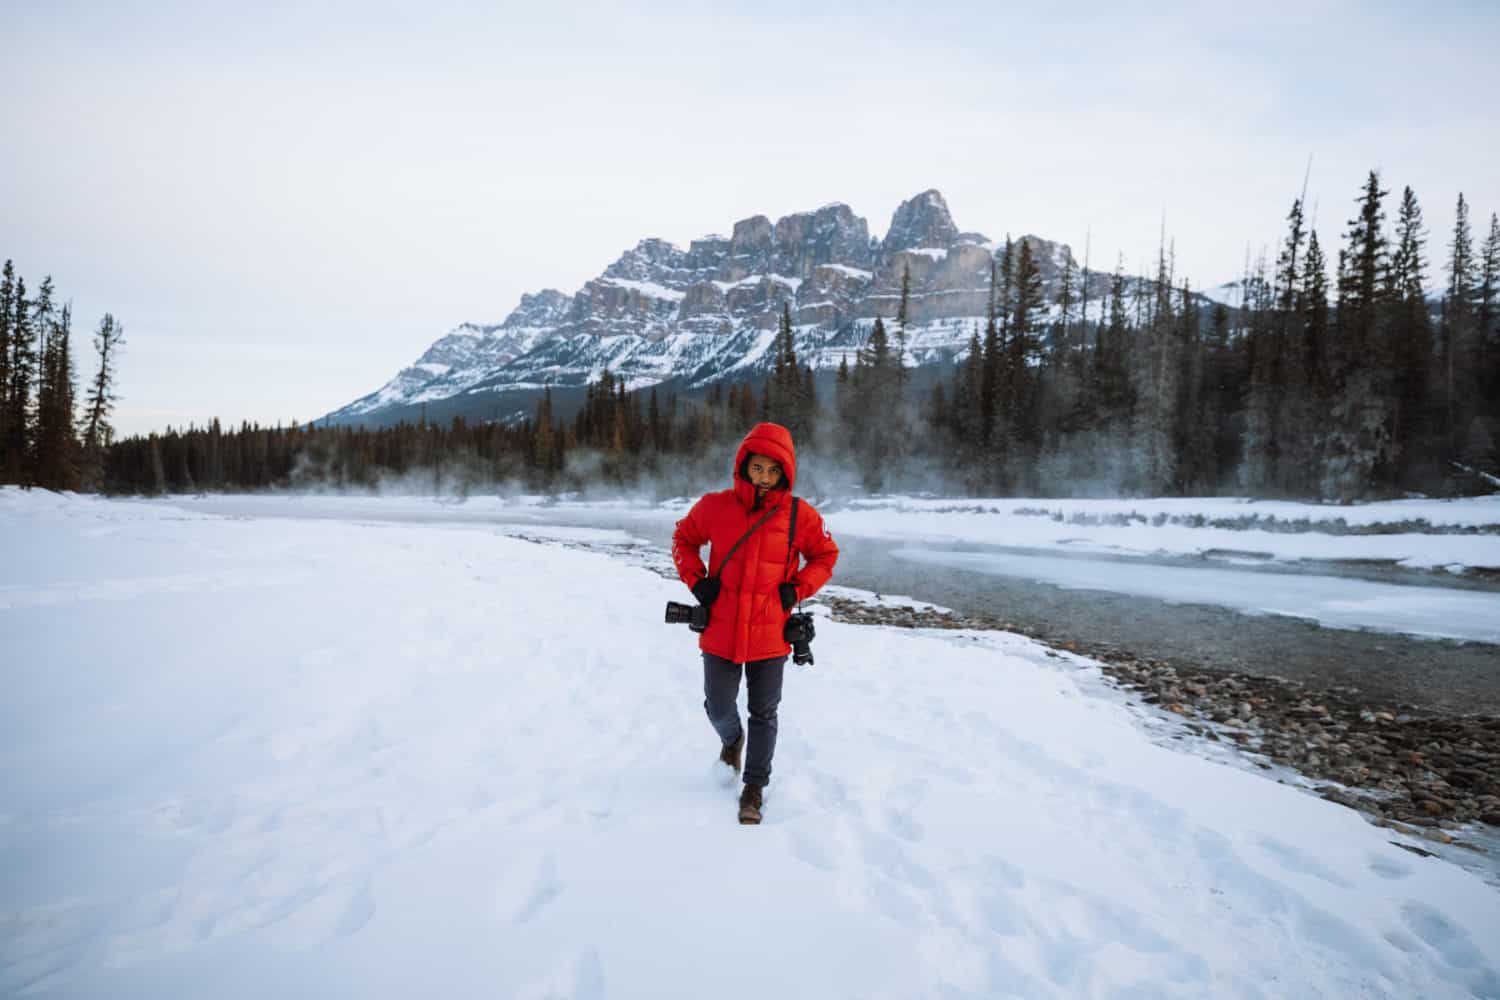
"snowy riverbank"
3,488,1499,997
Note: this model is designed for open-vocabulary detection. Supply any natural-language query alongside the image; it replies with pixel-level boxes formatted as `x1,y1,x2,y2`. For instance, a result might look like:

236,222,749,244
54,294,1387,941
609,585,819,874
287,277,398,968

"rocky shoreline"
818,594,1500,855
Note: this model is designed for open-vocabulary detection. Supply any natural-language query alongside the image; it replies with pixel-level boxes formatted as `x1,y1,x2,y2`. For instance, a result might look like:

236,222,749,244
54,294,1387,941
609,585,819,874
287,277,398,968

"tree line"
68,169,1500,501
0,261,124,492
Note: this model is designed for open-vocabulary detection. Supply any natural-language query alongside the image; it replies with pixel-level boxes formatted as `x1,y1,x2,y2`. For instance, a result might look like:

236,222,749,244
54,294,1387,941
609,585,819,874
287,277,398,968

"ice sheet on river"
893,546,1500,644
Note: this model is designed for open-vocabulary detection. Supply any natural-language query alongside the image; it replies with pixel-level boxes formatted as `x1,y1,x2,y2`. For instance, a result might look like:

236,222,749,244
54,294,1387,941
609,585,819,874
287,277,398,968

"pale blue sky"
6,0,1498,435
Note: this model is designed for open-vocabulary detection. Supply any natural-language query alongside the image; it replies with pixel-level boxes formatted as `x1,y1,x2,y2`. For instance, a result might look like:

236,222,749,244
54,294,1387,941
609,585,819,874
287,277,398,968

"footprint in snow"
1255,835,1354,889
515,947,607,1000
1366,851,1413,881
510,852,564,924
264,876,377,950
1399,902,1500,995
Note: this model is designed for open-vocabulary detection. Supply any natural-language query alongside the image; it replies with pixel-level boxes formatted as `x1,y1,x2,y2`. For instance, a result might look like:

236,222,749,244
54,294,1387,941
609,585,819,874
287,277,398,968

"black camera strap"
784,497,800,593
707,503,781,581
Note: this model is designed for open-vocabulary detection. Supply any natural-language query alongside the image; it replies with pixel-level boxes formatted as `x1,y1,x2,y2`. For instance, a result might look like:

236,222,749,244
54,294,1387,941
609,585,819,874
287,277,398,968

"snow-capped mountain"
322,190,1092,426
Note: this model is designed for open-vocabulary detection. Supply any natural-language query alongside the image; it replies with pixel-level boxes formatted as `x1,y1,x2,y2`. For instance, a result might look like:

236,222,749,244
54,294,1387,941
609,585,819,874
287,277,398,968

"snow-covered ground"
3,487,1500,998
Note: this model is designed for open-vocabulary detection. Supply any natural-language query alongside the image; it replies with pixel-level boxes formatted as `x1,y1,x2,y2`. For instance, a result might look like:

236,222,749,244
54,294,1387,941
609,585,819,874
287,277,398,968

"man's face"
746,453,784,495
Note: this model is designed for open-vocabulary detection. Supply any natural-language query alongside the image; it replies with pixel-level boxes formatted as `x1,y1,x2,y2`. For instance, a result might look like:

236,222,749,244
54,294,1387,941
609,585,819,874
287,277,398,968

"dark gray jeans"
703,652,786,788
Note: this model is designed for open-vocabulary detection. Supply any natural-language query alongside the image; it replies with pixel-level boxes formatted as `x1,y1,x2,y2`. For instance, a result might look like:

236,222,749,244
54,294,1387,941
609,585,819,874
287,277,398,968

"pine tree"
1276,226,1334,498
801,363,818,432
1203,301,1235,487
34,302,79,489
1442,192,1476,454
647,386,663,452
1385,187,1435,488
1175,282,1213,492
867,315,891,369
979,259,1002,448
1323,172,1392,499
895,264,911,384
1300,230,1331,466
1056,253,1075,363
532,386,554,479
1134,239,1179,495
1089,260,1132,429
1275,199,1306,312
0,261,14,476
4,275,34,484
961,325,983,444
768,302,805,436
1478,213,1500,416
834,353,853,456
850,317,903,491
1006,239,1046,484
1336,171,1390,362
148,435,166,495
1252,200,1303,492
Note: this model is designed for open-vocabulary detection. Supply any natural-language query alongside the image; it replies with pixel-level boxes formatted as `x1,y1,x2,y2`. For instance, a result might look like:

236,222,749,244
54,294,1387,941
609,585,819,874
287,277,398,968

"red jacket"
672,423,839,663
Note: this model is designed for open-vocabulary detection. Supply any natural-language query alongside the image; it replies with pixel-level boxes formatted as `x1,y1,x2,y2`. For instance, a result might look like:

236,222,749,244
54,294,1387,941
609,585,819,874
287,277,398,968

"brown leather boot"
738,784,763,825
719,731,743,775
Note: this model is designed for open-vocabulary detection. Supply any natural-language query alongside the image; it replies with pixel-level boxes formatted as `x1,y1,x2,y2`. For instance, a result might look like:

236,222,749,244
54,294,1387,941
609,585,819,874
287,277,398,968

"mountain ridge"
322,190,1133,427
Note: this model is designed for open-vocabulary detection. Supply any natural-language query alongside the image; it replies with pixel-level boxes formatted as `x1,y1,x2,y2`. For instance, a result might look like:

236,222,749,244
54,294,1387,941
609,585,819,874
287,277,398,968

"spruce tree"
852,317,901,491
4,276,34,485
895,264,911,384
1007,239,1045,483
1478,213,1500,415
769,302,805,436
34,302,79,489
979,259,1001,448
1175,282,1212,492
1442,193,1476,454
533,386,554,480
1301,230,1331,437
834,353,853,456
1204,301,1235,487
1056,254,1075,363
1260,200,1304,492
647,386,663,452
1385,187,1435,487
1322,171,1392,499
1134,240,1179,495
0,261,13,475
1089,261,1132,431
1336,171,1390,362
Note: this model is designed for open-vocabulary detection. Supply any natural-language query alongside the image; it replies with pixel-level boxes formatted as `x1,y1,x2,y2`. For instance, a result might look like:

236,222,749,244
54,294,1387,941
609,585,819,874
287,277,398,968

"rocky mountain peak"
771,202,872,278
603,239,691,282
324,188,1128,428
882,189,959,252
502,289,572,329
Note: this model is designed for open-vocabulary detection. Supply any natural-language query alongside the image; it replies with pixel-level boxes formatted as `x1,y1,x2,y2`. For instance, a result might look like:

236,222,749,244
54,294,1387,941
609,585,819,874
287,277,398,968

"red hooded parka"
671,423,839,663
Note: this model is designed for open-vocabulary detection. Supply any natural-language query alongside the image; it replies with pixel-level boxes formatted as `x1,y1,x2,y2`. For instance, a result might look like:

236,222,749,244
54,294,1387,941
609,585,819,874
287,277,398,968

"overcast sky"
7,0,1498,436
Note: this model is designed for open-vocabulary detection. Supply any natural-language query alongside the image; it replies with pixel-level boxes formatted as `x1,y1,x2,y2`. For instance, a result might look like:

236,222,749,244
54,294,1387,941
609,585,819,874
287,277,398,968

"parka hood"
732,422,797,508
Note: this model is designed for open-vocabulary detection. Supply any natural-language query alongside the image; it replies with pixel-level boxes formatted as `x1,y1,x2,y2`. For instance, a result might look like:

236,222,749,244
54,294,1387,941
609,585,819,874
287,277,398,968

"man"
671,422,839,824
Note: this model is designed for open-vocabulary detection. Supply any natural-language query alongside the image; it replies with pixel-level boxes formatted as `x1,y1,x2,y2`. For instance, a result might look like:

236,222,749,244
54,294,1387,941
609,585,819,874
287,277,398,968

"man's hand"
692,577,721,607
779,582,798,611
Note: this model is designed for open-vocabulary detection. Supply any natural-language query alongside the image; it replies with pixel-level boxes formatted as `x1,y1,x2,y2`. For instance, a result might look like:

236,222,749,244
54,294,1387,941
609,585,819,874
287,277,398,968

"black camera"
664,600,710,633
783,612,816,666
